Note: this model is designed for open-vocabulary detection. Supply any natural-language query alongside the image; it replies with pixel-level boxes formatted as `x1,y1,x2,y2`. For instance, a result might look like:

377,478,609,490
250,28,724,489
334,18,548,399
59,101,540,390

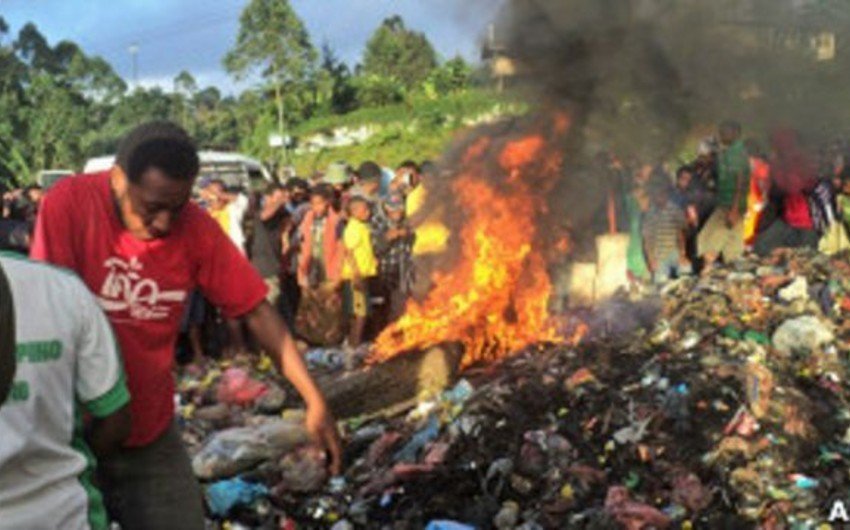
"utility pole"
128,43,139,88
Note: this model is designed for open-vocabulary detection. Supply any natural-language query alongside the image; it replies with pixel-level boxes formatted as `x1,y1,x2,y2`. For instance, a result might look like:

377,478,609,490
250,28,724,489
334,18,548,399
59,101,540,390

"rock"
772,315,834,356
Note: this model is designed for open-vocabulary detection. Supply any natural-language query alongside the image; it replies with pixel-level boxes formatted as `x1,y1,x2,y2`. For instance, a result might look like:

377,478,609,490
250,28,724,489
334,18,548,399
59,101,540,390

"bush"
354,75,406,108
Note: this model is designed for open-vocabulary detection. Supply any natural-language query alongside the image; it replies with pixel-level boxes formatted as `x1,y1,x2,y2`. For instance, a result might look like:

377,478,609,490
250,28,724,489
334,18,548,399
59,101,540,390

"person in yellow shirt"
341,196,378,348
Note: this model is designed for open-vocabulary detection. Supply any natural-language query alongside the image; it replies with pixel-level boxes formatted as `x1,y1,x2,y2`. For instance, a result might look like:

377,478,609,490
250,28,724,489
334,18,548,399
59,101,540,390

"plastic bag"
216,368,268,406
205,477,268,517
192,418,310,479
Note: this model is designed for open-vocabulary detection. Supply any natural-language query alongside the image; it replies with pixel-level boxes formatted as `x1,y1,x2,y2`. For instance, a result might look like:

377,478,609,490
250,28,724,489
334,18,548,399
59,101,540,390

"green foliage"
353,74,406,107
361,16,438,90
424,56,473,97
0,7,491,185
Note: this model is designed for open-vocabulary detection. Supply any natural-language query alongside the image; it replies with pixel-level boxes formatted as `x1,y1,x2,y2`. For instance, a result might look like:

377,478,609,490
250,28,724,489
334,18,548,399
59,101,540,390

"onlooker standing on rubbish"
341,196,378,348
251,183,289,307
625,163,652,283
754,128,819,255
377,193,415,324
295,184,345,345
204,178,251,356
280,177,311,328
743,140,772,250
642,179,690,283
697,121,750,270
0,254,131,530
204,179,250,254
31,121,341,530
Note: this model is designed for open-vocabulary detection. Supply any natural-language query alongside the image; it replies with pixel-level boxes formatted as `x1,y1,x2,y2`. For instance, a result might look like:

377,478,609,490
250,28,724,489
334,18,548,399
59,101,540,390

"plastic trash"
604,486,672,530
205,477,268,517
255,382,286,414
778,276,809,302
394,415,440,463
425,520,476,530
278,445,328,493
192,418,310,479
306,348,346,372
772,315,835,356
216,368,268,406
443,378,474,405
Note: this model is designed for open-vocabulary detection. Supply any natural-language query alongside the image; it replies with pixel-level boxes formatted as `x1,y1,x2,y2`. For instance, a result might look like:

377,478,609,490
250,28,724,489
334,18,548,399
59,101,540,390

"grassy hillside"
288,89,526,175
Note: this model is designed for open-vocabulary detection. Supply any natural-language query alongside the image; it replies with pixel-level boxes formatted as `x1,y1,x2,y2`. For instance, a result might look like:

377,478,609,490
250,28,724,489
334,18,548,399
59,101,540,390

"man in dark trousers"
31,121,341,530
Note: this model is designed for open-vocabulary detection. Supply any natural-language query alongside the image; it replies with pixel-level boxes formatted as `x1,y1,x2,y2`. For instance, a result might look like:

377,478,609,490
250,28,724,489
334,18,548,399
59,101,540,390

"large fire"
370,116,574,367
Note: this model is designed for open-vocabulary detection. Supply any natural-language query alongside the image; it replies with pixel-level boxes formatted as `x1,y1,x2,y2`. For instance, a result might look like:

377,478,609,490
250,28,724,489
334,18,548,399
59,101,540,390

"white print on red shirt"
97,257,187,320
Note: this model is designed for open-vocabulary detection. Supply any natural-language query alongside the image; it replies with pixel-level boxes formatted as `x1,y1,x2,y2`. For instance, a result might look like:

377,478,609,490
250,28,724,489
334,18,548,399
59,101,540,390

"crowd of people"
176,157,428,369
599,120,850,285
0,183,43,252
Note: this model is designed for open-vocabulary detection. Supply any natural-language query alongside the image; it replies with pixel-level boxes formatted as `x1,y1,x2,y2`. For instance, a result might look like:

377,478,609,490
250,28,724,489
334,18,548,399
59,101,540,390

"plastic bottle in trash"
306,348,345,371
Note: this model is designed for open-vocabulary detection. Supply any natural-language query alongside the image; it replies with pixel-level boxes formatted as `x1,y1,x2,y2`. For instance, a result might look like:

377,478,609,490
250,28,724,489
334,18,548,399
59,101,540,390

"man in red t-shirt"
31,122,341,530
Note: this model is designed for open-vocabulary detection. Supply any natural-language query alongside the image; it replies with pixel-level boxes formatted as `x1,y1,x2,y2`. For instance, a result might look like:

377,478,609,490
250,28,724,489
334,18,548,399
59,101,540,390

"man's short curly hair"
116,121,199,184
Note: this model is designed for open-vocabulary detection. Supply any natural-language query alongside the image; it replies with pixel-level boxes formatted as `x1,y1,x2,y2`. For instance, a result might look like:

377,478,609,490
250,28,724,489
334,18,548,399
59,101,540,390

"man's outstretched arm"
245,301,342,475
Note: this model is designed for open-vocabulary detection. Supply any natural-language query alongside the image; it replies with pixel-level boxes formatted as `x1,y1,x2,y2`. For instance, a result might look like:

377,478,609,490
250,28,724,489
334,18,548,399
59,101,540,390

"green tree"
425,55,472,97
361,15,437,90
319,44,357,114
224,0,317,162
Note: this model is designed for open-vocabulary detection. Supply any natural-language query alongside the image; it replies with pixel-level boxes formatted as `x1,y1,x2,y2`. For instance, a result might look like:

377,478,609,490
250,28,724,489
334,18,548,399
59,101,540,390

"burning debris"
371,115,573,367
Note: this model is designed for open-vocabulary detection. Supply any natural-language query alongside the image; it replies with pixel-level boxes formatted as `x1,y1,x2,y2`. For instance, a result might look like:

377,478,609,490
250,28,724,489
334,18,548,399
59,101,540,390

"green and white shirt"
0,254,129,530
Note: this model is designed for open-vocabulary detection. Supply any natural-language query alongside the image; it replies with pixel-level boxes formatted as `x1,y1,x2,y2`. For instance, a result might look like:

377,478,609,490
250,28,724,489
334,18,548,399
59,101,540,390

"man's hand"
245,301,344,476
726,207,740,228
305,401,342,475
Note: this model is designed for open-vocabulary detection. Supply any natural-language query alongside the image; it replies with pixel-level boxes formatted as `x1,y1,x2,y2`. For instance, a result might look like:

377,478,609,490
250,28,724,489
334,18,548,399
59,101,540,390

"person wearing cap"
642,176,691,284
376,193,416,324
30,121,341,529
323,162,353,214
0,253,131,529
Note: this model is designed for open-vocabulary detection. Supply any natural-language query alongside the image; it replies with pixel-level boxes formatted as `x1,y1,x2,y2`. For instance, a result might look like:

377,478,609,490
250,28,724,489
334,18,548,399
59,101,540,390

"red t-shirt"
30,172,268,447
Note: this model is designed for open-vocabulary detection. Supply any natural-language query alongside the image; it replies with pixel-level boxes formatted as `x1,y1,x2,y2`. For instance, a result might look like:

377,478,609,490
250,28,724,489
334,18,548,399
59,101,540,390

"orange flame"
369,116,573,367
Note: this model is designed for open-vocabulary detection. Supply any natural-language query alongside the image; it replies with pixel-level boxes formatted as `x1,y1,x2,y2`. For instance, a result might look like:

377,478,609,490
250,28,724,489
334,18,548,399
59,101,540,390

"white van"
83,151,274,191
36,169,74,189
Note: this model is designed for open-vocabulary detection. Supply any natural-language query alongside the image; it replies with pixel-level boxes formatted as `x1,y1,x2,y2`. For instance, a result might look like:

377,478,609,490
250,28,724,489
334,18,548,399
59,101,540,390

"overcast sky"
0,0,504,93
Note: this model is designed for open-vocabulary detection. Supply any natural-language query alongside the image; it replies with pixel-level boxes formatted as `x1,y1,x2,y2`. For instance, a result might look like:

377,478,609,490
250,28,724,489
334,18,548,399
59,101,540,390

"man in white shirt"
0,262,13,403
0,253,131,530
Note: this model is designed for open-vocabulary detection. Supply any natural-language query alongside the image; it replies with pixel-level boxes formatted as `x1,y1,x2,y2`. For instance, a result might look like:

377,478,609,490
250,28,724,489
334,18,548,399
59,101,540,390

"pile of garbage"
178,249,850,529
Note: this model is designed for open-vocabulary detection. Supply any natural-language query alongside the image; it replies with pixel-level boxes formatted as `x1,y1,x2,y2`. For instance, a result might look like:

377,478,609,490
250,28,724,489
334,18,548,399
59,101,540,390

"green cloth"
838,194,850,226
625,192,649,280
717,140,750,209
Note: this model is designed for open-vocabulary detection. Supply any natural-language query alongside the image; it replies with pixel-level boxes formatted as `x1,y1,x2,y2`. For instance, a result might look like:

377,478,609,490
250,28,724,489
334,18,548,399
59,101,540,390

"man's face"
360,180,379,197
310,195,329,216
386,207,404,223
269,189,287,205
677,171,693,189
27,189,43,204
126,168,194,239
351,201,371,222
292,187,308,204
719,128,738,147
